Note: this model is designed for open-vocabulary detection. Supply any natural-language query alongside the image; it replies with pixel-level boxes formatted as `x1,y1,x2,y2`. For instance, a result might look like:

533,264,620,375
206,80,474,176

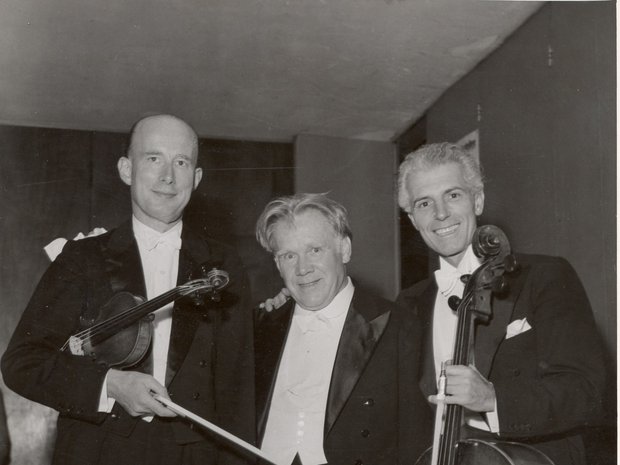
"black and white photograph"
0,1,615,464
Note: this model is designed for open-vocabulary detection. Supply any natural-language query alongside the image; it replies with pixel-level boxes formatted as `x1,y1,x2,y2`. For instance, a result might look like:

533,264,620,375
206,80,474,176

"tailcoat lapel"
255,300,295,442
166,226,213,386
473,262,526,378
325,290,390,434
102,220,145,297
403,280,438,399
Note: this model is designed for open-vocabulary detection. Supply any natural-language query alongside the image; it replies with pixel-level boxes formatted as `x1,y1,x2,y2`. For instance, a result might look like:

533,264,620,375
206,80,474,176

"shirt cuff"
485,397,500,433
98,371,116,413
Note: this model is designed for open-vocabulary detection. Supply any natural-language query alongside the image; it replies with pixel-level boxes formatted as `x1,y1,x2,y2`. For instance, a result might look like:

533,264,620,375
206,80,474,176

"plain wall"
421,2,616,357
294,134,400,300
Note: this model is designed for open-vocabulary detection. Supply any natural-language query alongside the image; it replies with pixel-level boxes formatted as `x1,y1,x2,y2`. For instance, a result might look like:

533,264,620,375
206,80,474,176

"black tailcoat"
2,221,256,465
255,287,432,465
397,253,606,465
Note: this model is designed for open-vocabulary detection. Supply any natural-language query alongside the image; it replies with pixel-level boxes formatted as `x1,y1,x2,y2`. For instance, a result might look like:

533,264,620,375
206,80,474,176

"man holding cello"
396,142,606,465
2,114,255,465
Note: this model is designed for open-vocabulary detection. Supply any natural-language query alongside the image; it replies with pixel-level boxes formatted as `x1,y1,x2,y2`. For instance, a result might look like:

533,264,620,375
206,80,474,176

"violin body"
81,291,151,368
416,440,554,465
62,269,230,368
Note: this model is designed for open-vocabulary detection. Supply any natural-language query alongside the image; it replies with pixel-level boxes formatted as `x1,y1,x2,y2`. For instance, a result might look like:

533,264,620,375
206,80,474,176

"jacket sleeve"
1,240,110,424
492,257,606,437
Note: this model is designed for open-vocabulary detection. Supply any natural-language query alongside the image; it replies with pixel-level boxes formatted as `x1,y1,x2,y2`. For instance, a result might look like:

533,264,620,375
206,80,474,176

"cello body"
416,440,554,465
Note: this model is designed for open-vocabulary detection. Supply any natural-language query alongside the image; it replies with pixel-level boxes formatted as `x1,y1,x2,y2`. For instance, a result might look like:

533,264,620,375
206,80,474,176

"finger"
147,396,177,417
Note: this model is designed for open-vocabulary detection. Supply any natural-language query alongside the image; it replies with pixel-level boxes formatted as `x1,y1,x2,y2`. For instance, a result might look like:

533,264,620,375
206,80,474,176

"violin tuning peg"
460,274,471,284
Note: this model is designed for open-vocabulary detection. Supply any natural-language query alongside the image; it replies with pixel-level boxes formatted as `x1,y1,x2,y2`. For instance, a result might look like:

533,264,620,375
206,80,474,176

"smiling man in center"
254,193,431,465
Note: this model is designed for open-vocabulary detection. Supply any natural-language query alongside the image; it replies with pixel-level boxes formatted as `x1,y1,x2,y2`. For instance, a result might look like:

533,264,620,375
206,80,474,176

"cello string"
440,288,474,464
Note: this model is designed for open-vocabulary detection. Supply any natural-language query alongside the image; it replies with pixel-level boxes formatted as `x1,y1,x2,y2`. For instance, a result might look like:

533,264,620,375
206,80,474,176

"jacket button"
513,369,520,377
193,392,200,400
110,413,118,420
362,398,374,407
361,429,370,438
199,360,208,367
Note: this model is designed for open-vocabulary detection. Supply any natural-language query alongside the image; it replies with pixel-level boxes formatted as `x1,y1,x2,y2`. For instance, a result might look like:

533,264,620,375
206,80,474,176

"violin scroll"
204,267,230,290
188,265,230,304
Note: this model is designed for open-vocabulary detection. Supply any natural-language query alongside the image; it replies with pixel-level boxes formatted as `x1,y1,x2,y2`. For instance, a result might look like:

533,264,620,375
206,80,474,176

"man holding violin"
2,114,255,465
396,142,606,465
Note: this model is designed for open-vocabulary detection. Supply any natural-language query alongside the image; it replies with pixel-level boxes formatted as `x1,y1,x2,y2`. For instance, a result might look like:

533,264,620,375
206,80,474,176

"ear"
117,157,132,186
193,167,203,190
407,213,420,231
474,190,485,216
340,236,352,264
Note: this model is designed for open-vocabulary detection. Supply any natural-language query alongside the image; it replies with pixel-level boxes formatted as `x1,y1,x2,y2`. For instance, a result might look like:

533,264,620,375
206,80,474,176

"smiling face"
405,162,484,267
118,115,203,232
272,209,351,311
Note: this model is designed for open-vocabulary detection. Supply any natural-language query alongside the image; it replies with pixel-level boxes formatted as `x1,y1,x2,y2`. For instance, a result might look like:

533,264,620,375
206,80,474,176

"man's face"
405,162,484,267
272,209,351,311
118,116,203,232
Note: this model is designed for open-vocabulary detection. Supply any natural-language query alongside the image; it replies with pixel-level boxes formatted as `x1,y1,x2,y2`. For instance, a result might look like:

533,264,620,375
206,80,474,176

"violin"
60,266,229,368
416,225,554,465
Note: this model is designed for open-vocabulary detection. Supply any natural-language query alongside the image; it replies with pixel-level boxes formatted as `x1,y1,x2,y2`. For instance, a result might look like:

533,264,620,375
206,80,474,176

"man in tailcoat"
2,114,255,465
396,142,606,465
254,193,432,465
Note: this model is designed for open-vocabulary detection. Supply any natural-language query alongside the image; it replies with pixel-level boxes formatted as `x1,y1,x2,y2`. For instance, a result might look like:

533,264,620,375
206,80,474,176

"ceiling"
0,0,543,142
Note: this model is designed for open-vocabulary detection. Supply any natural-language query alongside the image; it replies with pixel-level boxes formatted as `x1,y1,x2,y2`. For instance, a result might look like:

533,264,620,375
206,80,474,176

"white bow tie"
434,268,465,297
143,233,182,251
295,312,330,334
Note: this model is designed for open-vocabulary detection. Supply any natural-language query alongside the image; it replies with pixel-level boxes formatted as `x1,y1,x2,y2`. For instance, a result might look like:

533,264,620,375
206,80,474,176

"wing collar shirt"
433,244,499,433
98,217,182,413
261,278,354,465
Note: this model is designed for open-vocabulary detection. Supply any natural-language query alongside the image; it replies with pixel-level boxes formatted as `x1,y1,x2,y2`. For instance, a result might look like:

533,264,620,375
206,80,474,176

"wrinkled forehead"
271,209,340,248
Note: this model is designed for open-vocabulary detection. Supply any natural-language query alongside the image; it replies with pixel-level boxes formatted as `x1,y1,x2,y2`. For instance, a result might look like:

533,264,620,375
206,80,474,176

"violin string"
71,284,198,346
76,288,184,344
72,280,210,345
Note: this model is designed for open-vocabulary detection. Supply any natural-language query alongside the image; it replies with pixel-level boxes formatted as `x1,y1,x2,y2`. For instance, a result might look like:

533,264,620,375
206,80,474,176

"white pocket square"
505,318,532,339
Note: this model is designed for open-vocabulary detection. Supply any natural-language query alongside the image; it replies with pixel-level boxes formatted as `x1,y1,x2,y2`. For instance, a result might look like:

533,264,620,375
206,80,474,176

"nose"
295,255,313,276
434,200,449,220
160,163,174,184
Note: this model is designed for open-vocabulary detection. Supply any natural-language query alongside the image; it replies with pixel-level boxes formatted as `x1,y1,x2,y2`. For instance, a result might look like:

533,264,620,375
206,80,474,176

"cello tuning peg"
492,277,508,295
503,255,519,274
448,295,461,311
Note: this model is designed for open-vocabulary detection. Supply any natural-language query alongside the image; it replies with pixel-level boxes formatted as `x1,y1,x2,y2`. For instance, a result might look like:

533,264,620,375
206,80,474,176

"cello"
61,265,230,368
416,225,554,465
